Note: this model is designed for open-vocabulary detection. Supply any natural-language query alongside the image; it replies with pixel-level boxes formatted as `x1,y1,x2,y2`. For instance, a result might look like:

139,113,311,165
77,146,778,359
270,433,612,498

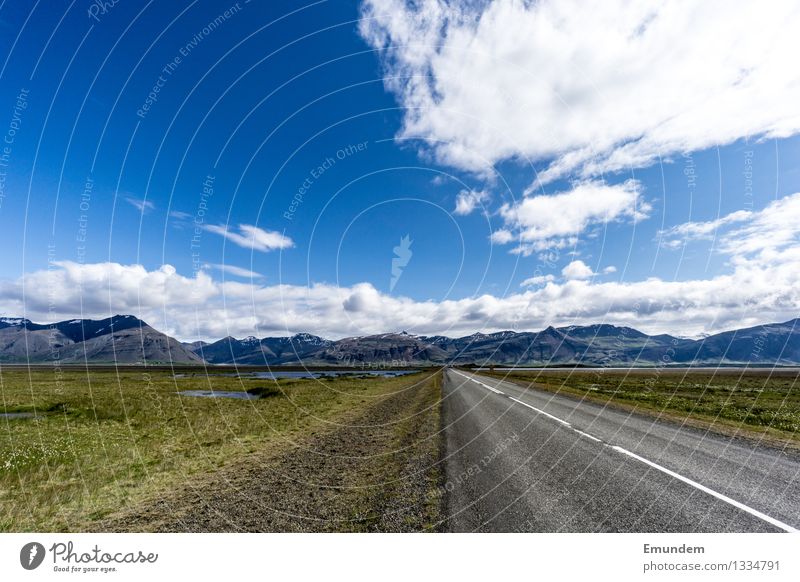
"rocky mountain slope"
185,319,800,367
2,315,798,366
195,333,330,365
0,315,203,364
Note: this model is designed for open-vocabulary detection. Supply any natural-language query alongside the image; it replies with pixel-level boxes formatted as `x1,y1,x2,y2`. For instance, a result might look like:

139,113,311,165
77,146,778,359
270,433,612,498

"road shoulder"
98,373,444,532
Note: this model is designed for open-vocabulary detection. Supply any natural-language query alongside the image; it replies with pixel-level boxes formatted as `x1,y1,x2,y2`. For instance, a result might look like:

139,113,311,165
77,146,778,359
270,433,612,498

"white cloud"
2,196,798,340
453,189,490,215
2,249,800,341
496,180,649,253
520,274,554,287
490,229,514,245
602,266,617,274
204,263,262,279
719,194,800,257
125,197,155,213
659,193,800,257
203,223,294,252
561,260,594,280
659,210,752,249
0,262,217,316
169,210,193,220
360,0,800,181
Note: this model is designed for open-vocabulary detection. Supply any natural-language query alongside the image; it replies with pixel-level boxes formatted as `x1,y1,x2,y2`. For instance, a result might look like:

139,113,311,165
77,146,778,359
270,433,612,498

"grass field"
0,367,440,531
481,368,800,445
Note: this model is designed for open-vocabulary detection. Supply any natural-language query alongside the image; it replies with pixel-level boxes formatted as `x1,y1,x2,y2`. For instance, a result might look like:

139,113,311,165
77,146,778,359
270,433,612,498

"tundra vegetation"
0,367,442,531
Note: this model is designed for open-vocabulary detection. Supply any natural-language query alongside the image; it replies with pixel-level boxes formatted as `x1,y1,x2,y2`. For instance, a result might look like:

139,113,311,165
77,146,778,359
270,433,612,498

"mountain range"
1,314,799,367
0,315,202,364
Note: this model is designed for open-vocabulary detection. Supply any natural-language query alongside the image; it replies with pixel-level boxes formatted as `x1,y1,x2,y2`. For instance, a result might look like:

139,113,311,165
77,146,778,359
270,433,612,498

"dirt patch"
98,374,444,532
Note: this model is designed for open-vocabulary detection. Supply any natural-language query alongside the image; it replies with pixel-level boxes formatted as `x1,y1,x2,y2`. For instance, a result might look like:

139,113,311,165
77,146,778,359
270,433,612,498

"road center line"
462,370,798,533
574,430,602,443
508,396,572,427
610,445,798,533
452,370,505,394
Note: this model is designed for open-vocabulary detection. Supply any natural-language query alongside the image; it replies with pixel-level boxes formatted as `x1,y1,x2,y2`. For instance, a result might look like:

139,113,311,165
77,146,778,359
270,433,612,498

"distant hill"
0,315,203,364
196,333,330,365
1,315,799,366
186,318,800,367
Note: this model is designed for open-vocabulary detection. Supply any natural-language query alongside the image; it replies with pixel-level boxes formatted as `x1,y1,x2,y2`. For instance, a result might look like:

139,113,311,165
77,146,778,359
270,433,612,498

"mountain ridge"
2,315,799,366
0,315,203,364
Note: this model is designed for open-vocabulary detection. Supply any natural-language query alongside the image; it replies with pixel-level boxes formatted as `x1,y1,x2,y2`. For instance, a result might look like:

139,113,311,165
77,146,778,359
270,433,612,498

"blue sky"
1,0,800,340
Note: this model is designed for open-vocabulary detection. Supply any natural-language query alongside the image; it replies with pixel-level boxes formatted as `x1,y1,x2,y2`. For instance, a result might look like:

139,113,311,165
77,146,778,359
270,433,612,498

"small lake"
178,390,261,400
1,412,39,420
241,370,416,380
175,370,417,380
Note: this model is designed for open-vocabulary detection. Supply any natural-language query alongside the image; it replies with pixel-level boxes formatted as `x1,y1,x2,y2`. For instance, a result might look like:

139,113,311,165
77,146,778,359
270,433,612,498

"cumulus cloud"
520,274,554,287
453,189,490,215
659,210,752,249
203,223,294,252
490,229,514,245
496,179,649,254
718,194,800,257
561,260,594,280
360,0,800,182
659,193,800,256
125,197,155,213
0,262,217,317
2,251,800,341
3,194,799,340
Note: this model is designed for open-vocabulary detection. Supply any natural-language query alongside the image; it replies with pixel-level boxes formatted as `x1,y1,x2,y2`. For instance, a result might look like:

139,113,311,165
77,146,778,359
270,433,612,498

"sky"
0,0,799,341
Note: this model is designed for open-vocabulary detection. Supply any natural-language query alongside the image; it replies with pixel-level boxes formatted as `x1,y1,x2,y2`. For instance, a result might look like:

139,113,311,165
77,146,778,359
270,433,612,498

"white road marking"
452,370,504,394
457,369,799,533
508,397,572,428
610,445,798,533
574,430,602,443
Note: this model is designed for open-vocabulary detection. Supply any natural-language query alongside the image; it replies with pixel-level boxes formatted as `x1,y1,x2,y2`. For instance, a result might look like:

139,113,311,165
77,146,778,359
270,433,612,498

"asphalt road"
441,369,800,532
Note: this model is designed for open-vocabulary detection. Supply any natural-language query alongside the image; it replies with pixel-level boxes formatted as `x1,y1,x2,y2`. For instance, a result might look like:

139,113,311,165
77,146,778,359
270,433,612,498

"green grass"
0,367,433,531
481,369,800,445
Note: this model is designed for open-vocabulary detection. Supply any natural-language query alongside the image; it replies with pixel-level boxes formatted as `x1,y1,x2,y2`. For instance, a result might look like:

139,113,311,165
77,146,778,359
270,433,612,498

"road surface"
441,369,800,532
